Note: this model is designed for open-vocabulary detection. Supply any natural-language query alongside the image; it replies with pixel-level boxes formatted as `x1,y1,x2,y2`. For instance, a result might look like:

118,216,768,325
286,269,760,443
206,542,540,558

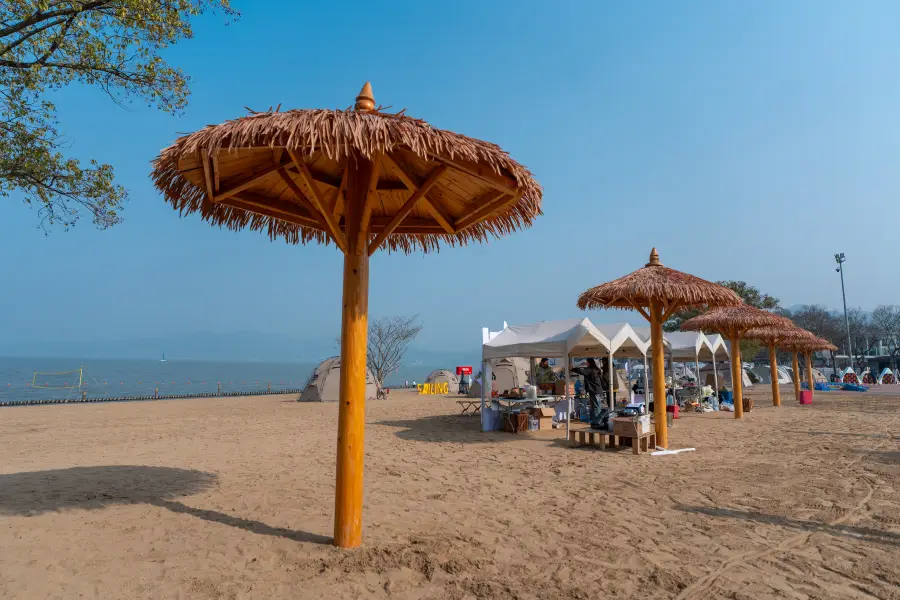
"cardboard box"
530,407,555,430
553,381,575,396
613,416,650,437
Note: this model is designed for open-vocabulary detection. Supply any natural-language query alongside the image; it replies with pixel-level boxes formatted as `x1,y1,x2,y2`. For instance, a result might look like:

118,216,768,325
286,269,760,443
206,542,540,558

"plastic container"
799,391,812,405
719,391,733,404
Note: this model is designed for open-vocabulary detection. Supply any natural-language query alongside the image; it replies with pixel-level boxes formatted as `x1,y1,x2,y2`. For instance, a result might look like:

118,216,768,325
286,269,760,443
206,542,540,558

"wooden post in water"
768,344,781,407
649,299,668,449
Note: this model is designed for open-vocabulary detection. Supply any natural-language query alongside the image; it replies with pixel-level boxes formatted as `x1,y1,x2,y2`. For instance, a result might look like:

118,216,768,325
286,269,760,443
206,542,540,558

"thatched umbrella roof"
681,305,792,338
744,325,818,347
803,337,839,352
151,82,542,254
576,248,741,317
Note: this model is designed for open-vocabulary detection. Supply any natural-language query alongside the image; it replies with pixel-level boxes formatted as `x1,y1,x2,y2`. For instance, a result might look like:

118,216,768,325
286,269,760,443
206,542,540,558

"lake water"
0,357,453,403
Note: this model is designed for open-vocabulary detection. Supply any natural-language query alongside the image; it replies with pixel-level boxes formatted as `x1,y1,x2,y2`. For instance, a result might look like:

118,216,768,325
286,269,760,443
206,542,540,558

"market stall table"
456,400,481,415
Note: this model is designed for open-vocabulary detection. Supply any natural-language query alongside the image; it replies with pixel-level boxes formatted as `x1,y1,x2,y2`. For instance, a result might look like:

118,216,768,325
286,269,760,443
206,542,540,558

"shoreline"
0,388,302,407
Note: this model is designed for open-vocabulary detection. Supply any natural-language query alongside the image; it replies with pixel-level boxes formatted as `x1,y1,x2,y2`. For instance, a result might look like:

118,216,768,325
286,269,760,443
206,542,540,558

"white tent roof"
593,322,649,358
482,318,612,360
665,332,714,361
706,334,730,360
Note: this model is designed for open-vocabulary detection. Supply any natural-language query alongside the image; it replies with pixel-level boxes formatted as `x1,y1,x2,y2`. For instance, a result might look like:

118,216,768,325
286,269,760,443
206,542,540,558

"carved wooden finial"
354,82,375,111
646,247,662,267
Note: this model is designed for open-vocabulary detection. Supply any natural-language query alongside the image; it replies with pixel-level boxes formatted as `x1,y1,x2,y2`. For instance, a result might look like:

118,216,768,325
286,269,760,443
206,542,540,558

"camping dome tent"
298,357,378,402
425,369,460,394
749,365,793,385
470,357,530,397
491,357,530,394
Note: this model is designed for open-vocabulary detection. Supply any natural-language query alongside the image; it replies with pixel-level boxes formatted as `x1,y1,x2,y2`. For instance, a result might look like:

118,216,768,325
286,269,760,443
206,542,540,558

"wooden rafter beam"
421,151,519,195
212,154,220,192
224,193,322,229
278,162,347,253
212,158,290,203
330,166,347,216
201,152,215,201
382,153,456,234
357,151,382,250
454,190,516,232
283,163,405,190
368,166,448,255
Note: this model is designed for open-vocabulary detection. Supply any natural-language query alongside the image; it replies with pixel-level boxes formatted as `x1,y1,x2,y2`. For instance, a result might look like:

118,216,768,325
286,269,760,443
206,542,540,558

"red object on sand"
799,391,812,405
456,366,473,375
666,405,680,419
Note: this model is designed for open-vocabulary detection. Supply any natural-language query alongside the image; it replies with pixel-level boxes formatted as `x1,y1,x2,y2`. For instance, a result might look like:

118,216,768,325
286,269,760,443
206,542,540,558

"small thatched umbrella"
744,326,818,406
152,83,542,548
801,337,838,396
681,306,792,418
576,249,741,448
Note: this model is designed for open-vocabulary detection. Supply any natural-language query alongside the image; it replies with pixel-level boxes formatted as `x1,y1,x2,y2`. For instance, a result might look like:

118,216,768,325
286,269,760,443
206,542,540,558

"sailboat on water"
160,353,167,363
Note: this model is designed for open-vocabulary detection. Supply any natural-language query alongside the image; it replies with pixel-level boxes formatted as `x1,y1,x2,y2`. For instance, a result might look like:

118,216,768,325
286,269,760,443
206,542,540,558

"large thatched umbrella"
744,326,818,406
151,83,542,548
576,249,741,448
681,306,792,419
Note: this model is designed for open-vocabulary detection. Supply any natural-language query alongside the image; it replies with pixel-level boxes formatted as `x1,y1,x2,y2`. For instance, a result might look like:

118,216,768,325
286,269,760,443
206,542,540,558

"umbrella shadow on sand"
676,504,900,547
376,414,565,444
0,465,330,545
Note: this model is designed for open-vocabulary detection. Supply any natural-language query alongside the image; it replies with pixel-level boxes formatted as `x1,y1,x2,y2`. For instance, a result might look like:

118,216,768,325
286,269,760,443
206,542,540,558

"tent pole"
806,351,815,400
731,333,744,419
791,351,801,402
564,353,570,440
695,351,700,405
713,349,719,395
769,344,781,407
643,352,649,405
649,300,668,448
608,352,614,409
334,158,372,548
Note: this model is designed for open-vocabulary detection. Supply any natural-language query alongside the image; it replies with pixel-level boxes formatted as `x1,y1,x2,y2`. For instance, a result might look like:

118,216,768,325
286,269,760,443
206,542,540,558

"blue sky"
2,0,899,354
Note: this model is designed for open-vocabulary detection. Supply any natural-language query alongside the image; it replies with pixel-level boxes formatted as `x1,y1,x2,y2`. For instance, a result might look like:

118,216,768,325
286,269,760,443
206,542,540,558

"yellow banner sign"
417,382,448,395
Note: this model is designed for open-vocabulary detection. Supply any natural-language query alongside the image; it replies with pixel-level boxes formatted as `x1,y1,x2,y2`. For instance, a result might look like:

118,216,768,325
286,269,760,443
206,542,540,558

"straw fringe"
681,306,792,336
151,108,542,253
576,265,742,311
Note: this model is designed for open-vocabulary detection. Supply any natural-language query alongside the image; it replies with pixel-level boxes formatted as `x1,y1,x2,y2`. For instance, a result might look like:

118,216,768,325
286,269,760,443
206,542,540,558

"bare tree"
872,305,900,369
336,315,423,387
847,308,878,372
783,304,843,371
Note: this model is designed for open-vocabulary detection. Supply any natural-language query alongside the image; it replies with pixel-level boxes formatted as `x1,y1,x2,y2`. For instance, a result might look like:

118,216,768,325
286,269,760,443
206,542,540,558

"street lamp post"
835,253,853,370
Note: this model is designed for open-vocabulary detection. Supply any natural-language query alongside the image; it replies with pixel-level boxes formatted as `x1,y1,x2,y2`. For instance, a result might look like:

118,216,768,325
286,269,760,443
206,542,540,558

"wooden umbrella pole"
334,158,373,548
805,352,814,400
791,351,801,402
768,344,781,407
649,299,668,449
731,334,743,419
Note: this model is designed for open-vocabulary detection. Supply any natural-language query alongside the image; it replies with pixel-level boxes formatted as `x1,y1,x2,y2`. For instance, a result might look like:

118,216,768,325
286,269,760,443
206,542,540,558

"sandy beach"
1,388,898,599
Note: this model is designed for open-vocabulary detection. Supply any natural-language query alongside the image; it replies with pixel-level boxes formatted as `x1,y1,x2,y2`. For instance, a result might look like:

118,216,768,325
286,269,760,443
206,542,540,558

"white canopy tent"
481,318,614,435
593,323,649,406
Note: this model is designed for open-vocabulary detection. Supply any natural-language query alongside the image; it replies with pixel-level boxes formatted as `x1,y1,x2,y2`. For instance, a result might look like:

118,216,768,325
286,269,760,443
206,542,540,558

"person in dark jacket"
571,358,608,422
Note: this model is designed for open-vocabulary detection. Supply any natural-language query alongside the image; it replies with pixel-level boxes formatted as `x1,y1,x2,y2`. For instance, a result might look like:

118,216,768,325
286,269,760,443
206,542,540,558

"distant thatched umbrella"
152,83,542,548
577,248,741,448
798,337,838,397
745,326,818,406
681,306,792,418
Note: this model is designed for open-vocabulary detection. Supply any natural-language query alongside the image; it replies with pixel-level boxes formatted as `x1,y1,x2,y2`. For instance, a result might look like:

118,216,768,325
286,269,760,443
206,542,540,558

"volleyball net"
31,368,83,391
